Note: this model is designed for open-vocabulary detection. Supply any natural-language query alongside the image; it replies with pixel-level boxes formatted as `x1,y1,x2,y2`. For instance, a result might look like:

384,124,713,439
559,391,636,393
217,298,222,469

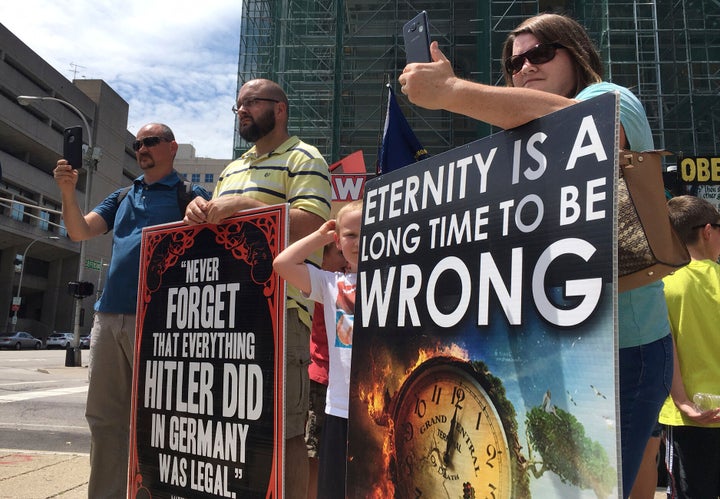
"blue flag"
377,85,429,174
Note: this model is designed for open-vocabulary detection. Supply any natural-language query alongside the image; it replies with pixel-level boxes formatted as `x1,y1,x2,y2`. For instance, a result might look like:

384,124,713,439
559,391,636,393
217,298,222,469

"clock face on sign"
391,357,513,498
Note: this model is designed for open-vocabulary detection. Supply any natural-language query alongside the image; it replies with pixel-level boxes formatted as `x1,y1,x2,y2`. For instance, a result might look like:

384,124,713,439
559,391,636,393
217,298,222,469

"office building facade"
0,23,139,339
174,144,230,194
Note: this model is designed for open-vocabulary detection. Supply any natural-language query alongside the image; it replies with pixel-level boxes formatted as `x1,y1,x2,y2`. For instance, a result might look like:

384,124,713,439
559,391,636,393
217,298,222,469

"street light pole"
17,96,93,152
17,95,101,366
11,236,60,333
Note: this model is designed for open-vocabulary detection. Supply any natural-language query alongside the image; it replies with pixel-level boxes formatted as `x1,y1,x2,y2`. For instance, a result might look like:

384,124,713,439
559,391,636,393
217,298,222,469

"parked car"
80,335,91,349
0,331,42,350
46,332,75,349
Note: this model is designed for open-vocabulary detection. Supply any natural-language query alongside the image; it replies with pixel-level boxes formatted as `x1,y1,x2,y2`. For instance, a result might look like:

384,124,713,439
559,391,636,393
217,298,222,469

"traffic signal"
68,281,94,298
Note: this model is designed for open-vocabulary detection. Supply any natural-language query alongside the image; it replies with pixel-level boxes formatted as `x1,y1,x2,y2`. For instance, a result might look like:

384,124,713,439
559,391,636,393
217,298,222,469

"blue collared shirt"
92,171,210,313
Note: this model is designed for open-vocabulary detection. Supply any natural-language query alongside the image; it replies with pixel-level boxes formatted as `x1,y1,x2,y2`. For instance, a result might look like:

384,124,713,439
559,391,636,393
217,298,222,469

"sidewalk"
0,363,90,499
0,447,670,499
0,449,89,499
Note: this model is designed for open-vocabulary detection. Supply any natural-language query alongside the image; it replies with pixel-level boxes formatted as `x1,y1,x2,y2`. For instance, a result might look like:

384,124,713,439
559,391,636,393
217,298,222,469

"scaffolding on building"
236,0,719,168
580,0,719,158
235,1,495,166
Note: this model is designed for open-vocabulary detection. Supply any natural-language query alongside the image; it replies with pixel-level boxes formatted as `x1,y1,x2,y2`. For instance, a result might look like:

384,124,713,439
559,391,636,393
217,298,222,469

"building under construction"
235,0,719,169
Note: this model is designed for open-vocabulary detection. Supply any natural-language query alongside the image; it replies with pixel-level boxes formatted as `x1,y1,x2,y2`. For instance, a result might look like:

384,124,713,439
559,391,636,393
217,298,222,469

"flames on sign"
355,343,470,498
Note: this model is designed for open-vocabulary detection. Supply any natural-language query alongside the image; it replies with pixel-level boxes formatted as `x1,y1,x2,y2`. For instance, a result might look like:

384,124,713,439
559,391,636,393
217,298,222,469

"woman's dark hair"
501,13,603,96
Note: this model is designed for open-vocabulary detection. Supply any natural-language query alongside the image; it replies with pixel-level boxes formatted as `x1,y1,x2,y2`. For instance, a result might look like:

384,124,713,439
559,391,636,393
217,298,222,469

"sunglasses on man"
505,43,566,75
132,136,171,152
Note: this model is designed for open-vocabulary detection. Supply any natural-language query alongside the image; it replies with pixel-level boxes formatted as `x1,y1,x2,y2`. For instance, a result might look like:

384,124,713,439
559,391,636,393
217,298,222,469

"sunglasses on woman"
505,43,566,74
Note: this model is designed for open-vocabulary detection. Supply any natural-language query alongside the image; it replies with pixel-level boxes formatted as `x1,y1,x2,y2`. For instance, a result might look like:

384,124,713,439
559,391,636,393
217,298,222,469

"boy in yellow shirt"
660,195,720,497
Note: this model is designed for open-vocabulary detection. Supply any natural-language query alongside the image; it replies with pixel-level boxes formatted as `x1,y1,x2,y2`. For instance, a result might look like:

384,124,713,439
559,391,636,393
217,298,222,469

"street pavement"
0,360,89,499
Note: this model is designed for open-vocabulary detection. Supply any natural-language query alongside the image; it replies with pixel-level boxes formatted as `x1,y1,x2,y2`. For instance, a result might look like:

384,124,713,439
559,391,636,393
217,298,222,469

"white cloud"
1,0,241,159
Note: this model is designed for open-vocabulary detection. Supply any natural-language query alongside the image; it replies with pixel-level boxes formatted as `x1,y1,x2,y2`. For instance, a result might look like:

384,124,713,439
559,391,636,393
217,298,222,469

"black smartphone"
403,11,431,64
63,126,83,169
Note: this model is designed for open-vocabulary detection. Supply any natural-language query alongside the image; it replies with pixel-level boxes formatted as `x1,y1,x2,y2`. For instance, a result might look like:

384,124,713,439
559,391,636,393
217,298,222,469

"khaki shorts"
285,309,311,439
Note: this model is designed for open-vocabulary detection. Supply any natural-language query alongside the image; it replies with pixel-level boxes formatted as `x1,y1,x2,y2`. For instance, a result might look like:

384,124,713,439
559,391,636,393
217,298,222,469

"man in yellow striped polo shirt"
184,79,332,499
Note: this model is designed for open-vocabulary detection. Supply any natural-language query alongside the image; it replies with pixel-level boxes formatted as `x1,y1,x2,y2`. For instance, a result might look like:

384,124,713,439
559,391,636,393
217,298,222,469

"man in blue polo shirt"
54,123,210,498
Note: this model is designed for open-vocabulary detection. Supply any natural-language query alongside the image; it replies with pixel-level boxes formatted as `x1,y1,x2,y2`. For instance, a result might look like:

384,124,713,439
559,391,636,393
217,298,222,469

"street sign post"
85,259,102,271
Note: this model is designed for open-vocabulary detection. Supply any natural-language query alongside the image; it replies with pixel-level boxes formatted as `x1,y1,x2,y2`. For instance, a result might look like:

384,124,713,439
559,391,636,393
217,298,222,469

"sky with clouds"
1,0,241,159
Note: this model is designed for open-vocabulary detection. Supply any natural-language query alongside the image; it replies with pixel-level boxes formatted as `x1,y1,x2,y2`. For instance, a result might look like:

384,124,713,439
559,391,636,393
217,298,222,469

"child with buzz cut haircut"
273,199,362,499
305,241,347,499
660,195,720,498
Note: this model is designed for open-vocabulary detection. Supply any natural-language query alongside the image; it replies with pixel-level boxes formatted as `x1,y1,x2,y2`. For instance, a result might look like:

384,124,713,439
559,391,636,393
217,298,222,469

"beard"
239,108,276,143
137,153,155,169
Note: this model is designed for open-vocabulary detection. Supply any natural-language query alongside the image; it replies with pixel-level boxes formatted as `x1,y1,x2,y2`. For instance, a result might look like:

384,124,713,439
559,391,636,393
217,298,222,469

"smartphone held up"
403,11,431,64
63,126,84,169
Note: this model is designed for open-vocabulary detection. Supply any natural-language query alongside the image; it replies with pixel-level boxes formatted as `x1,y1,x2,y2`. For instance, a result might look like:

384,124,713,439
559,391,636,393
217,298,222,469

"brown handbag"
618,150,690,292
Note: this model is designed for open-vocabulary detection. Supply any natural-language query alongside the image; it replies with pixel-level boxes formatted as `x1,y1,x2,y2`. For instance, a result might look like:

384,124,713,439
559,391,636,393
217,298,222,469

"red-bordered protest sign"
129,204,287,499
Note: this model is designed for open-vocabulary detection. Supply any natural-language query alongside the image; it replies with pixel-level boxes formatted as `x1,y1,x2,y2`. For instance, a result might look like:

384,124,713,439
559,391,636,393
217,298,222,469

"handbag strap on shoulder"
618,149,672,174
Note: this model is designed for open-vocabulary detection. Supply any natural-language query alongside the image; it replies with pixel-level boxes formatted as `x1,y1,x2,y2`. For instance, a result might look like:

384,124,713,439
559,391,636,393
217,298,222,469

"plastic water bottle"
693,393,720,411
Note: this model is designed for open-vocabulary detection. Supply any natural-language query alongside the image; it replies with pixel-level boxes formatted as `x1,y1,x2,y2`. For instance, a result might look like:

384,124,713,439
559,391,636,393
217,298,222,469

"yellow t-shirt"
659,259,720,427
214,136,332,328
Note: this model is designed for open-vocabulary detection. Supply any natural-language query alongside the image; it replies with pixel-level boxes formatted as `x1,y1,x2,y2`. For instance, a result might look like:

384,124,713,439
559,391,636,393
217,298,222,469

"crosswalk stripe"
0,385,88,403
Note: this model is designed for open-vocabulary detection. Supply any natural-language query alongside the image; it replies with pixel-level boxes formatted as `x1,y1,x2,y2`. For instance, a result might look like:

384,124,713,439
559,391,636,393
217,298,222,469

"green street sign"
85,259,102,271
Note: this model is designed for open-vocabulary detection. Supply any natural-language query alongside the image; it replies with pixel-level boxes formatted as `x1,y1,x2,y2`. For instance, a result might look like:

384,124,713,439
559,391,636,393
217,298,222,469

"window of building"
39,210,50,231
205,173,214,183
11,202,24,222
191,173,201,183
4,182,37,225
181,173,188,180
45,203,64,234
14,254,23,273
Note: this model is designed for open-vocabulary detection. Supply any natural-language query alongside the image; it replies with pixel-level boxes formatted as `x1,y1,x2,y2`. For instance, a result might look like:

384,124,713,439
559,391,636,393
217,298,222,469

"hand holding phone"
63,126,83,169
403,11,431,64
